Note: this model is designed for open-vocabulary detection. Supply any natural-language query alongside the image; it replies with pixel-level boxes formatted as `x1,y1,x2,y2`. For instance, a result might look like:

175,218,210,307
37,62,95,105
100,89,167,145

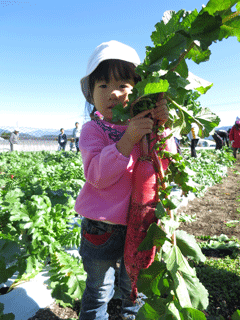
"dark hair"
86,59,141,120
60,128,64,131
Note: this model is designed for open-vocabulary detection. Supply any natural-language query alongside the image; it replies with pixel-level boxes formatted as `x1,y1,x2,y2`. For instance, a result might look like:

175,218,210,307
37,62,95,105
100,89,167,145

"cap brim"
81,76,92,104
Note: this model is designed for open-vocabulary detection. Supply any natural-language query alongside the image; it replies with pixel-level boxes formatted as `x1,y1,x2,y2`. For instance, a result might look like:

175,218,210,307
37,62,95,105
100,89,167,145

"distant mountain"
0,128,11,135
203,126,232,140
216,126,232,132
0,125,233,140
0,127,74,139
29,128,73,138
29,129,60,137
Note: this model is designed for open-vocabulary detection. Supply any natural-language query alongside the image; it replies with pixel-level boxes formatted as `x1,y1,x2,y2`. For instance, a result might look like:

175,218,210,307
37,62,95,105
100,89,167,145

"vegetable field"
0,149,240,320
1,0,240,318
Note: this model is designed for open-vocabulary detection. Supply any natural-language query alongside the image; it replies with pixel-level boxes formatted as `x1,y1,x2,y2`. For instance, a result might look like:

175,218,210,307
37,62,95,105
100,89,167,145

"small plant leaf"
176,230,206,263
180,307,207,319
232,309,240,320
137,260,167,296
138,223,169,251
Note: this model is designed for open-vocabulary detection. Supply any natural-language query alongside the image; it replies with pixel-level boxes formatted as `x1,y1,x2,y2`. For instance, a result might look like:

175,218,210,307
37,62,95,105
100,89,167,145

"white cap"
236,116,240,124
80,40,141,103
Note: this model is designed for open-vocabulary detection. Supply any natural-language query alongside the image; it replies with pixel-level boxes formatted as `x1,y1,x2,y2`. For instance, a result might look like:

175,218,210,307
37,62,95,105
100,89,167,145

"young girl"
74,40,177,320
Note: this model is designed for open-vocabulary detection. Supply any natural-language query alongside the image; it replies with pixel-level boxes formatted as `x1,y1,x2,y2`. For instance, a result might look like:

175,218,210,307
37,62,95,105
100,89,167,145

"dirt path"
28,159,240,320
179,158,240,240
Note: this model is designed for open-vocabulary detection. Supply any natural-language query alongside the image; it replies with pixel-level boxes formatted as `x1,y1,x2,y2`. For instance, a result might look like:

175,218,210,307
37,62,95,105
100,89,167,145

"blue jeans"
79,218,145,320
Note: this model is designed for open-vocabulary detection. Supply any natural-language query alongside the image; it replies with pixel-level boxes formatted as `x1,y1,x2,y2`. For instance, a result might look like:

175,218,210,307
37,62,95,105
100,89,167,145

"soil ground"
179,158,240,241
28,158,240,320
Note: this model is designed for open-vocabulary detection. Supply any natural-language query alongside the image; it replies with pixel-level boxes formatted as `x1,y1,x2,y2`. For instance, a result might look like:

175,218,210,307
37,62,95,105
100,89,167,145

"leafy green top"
112,0,240,138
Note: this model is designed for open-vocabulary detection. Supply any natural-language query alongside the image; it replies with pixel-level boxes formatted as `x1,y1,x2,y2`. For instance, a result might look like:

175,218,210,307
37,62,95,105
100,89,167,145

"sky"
0,0,239,131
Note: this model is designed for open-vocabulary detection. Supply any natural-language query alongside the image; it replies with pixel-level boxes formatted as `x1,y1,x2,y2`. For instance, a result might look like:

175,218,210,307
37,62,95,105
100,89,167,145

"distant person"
212,129,229,149
187,123,200,158
229,117,240,158
72,122,81,153
212,130,223,150
174,132,182,155
58,128,67,151
9,128,20,151
217,130,229,147
70,138,77,152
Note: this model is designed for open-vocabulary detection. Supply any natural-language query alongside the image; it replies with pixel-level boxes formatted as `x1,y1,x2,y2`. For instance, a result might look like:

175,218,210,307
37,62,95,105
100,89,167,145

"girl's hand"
150,94,169,126
116,110,154,157
125,109,154,146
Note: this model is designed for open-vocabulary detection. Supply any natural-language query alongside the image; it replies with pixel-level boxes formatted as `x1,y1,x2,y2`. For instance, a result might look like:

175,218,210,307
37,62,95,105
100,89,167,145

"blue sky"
0,0,239,130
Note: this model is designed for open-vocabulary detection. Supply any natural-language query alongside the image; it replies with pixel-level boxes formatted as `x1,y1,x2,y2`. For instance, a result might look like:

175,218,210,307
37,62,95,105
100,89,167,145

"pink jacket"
74,119,177,225
229,125,240,148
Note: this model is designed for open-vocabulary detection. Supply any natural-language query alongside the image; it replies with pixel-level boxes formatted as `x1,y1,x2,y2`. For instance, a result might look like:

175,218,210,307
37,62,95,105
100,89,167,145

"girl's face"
93,72,134,123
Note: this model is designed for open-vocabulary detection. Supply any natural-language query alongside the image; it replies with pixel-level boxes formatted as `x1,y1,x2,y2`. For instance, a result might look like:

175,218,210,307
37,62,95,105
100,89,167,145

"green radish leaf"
0,239,21,265
202,0,239,15
1,314,15,320
49,251,86,306
146,33,189,65
151,9,198,46
194,107,220,137
151,10,186,46
133,77,167,97
137,57,169,74
138,223,169,251
25,255,42,274
137,261,167,296
111,103,130,123
172,59,189,78
137,296,182,320
160,216,180,238
155,202,167,219
176,230,206,263
182,271,209,310
180,307,207,319
0,303,4,315
144,81,169,95
175,271,192,308
164,246,209,310
136,297,165,320
0,302,15,320
4,188,24,202
165,72,190,90
186,44,212,64
232,310,240,320
52,286,73,307
166,300,184,320
219,16,240,41
164,246,193,303
162,198,177,210
190,12,222,37
0,259,8,283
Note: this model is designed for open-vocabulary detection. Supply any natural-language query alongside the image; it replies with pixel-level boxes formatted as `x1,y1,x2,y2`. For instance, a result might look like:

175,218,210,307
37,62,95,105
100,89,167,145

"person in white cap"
187,122,200,157
72,121,81,153
9,128,20,151
229,117,240,158
74,40,177,320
